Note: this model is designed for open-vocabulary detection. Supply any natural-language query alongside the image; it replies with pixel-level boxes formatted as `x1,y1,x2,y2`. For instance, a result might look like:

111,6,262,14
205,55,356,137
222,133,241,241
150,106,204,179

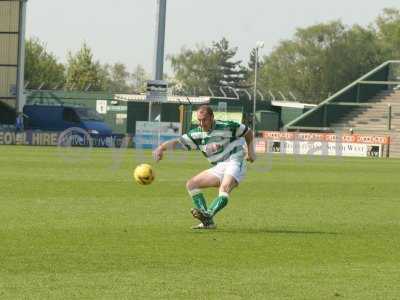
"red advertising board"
260,131,390,145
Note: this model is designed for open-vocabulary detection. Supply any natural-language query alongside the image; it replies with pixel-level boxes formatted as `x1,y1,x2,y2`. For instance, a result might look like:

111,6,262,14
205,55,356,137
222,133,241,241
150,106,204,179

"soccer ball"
134,164,155,185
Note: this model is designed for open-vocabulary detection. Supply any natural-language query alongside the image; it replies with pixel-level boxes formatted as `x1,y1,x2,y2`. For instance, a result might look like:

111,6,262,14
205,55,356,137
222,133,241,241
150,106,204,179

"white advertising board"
135,121,181,149
266,140,368,157
96,100,108,114
135,121,181,136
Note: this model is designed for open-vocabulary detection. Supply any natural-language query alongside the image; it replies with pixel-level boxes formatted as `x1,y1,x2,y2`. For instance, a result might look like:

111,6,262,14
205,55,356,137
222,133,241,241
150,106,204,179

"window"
63,107,80,123
75,107,103,121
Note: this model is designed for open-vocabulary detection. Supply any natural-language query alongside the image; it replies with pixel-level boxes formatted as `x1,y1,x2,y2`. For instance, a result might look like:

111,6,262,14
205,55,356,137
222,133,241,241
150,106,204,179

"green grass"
0,146,399,299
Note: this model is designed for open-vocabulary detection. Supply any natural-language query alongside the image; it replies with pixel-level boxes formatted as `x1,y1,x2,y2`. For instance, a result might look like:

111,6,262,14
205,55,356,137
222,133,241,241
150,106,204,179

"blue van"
23,105,112,135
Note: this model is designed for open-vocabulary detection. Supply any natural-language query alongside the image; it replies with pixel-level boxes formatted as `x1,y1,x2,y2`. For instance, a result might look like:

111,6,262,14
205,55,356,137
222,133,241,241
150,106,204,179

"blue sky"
26,0,399,75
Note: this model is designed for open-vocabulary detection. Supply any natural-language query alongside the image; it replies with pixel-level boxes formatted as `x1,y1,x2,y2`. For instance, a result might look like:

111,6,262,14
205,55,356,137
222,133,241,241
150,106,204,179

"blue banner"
0,130,130,148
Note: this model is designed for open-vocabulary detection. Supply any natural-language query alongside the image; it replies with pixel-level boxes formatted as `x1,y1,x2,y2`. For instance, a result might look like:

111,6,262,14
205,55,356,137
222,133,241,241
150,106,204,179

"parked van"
23,105,112,135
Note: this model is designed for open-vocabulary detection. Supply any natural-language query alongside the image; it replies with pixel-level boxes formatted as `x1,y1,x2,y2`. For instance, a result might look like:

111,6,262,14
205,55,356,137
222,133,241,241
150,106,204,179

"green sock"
189,189,207,211
208,192,229,216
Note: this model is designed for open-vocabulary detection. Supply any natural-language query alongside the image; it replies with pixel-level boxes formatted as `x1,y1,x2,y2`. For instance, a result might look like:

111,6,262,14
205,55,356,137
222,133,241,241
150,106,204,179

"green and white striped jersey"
178,120,249,165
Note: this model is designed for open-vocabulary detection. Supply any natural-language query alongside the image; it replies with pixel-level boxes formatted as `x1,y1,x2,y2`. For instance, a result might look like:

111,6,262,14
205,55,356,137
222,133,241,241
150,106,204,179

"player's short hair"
197,105,214,117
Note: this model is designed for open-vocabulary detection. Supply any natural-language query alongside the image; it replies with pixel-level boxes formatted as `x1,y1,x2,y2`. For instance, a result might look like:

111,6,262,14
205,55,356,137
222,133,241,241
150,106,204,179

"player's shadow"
219,228,339,235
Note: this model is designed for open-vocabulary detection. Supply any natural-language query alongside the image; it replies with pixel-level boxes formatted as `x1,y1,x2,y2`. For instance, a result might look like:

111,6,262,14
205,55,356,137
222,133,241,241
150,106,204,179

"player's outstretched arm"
153,139,180,162
244,129,256,163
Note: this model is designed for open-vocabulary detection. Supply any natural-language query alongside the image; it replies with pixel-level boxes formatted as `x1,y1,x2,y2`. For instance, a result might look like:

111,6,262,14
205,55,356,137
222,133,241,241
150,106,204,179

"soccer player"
153,105,256,229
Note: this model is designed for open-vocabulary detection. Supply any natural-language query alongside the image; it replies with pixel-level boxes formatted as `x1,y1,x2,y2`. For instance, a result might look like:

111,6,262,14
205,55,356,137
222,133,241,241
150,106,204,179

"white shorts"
207,160,247,183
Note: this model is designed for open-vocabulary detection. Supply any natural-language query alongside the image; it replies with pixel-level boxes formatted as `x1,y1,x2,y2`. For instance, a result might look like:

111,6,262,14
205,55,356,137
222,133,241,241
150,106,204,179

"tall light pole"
153,0,167,81
149,0,167,121
253,41,264,134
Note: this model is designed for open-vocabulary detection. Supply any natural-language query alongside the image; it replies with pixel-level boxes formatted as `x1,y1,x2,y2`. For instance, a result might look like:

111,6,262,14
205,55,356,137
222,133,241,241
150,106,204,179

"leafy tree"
168,44,220,95
168,38,246,95
248,47,264,73
212,38,246,89
167,8,400,102
327,24,383,90
65,43,107,91
102,63,131,93
24,38,65,89
244,47,265,87
130,64,149,93
375,8,400,59
258,21,382,103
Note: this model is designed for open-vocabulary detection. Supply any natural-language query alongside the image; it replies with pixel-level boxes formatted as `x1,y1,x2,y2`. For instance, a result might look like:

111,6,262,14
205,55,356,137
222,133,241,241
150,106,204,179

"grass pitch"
0,146,399,299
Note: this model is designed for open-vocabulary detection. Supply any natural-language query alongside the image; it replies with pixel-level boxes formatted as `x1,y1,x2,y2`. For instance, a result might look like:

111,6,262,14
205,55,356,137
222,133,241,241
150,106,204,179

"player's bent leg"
207,160,245,218
219,174,239,194
208,175,238,217
186,169,221,190
186,169,220,211
186,170,220,229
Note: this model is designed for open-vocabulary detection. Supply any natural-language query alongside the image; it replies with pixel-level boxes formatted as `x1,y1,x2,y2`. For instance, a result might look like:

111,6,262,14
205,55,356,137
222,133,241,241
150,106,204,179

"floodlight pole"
149,0,167,121
153,0,166,81
253,41,264,134
16,0,28,114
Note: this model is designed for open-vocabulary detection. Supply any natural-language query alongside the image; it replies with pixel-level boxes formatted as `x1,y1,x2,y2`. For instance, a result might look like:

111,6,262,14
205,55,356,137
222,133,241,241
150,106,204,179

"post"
253,47,258,134
16,0,27,114
252,41,264,134
149,0,167,121
153,0,166,81
387,104,392,130
179,104,184,133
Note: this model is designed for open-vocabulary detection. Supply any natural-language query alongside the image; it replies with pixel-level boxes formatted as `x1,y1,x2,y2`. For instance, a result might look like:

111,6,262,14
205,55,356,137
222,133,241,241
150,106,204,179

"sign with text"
146,80,168,102
268,140,368,157
260,131,390,145
0,130,128,147
257,131,389,157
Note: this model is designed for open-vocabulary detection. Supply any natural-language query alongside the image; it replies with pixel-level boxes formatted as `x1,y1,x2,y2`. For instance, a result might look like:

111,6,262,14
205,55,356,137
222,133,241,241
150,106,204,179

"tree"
168,38,246,96
212,38,246,89
65,43,107,91
327,24,383,90
243,47,265,87
24,38,65,89
375,8,400,59
168,44,220,95
104,63,131,93
248,47,264,73
130,65,149,93
258,21,382,103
